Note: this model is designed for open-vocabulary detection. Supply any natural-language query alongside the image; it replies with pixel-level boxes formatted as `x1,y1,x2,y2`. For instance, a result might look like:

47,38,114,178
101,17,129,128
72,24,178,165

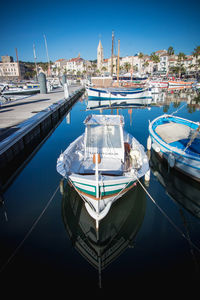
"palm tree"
167,46,174,56
124,62,131,73
192,46,200,77
177,52,186,62
150,52,160,73
138,52,144,72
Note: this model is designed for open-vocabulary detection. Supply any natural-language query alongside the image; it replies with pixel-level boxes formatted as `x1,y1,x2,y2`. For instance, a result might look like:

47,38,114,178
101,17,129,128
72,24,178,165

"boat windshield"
86,124,122,152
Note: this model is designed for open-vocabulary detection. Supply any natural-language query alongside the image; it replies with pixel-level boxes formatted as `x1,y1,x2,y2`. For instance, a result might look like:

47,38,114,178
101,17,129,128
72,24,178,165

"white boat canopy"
84,114,125,162
84,114,124,126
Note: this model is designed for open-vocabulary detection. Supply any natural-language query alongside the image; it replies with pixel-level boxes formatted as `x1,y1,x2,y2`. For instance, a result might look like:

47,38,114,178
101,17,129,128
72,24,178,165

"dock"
0,85,85,191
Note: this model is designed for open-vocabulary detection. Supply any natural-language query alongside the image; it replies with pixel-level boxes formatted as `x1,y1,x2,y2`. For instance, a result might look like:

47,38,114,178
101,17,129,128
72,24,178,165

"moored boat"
148,114,200,182
168,80,193,87
57,114,149,225
86,86,152,100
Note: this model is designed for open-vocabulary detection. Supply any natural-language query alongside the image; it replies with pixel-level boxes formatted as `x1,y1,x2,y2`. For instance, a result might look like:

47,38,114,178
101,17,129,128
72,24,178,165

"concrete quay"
0,85,85,191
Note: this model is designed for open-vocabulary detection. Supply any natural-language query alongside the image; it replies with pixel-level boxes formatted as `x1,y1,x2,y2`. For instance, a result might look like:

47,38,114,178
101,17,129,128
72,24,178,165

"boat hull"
86,87,152,100
69,173,137,221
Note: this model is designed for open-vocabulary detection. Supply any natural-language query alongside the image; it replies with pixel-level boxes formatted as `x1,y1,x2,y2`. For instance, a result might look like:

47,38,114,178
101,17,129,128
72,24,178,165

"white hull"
86,87,152,100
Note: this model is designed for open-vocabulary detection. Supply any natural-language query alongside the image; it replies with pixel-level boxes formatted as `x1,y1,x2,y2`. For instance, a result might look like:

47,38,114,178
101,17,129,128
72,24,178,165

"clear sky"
0,0,199,62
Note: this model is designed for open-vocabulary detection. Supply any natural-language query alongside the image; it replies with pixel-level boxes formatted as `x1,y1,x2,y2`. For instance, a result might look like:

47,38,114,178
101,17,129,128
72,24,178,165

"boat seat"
79,157,123,175
155,123,192,143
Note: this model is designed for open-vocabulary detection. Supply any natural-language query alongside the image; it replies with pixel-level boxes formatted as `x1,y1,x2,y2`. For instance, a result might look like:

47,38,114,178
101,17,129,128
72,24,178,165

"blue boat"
148,114,200,182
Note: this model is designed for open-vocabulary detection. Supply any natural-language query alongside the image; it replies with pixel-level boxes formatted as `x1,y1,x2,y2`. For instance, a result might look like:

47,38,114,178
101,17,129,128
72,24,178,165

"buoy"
168,153,175,168
59,178,64,195
147,136,152,150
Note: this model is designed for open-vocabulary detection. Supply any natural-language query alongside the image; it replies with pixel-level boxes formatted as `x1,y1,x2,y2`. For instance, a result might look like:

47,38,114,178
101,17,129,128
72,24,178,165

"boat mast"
15,48,21,82
117,39,120,87
111,31,114,77
33,43,38,81
43,34,51,76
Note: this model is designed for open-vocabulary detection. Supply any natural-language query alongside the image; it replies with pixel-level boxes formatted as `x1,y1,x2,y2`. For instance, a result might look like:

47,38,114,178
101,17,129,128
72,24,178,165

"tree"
192,46,200,77
150,52,160,73
167,46,174,56
124,62,131,72
150,52,160,63
192,46,200,58
177,52,186,62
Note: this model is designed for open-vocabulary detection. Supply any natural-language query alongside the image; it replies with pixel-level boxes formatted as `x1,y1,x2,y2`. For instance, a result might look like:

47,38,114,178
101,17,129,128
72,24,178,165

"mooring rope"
0,182,61,273
136,175,200,253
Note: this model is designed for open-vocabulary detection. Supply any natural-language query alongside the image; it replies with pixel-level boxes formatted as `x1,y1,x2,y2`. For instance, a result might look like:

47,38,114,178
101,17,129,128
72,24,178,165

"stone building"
97,40,104,71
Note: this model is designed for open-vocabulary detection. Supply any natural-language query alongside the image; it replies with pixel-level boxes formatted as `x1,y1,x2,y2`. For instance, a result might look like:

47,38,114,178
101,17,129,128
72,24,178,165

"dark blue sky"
0,0,199,62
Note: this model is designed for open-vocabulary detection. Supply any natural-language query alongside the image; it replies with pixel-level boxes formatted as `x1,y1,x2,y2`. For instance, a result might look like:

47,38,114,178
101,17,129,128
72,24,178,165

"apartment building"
0,56,25,79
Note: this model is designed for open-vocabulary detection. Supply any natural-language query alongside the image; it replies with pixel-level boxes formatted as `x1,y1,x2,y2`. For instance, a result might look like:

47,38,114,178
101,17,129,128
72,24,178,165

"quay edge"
0,87,85,192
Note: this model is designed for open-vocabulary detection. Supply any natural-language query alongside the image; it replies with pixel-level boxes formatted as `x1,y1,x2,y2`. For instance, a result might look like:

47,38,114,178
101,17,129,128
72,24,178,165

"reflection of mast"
111,31,114,77
128,108,132,126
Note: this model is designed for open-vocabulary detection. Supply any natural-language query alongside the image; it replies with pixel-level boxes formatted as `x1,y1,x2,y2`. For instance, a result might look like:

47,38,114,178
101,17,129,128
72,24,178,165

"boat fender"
168,153,175,168
152,143,160,153
59,178,64,195
144,170,150,182
59,153,64,162
147,136,151,150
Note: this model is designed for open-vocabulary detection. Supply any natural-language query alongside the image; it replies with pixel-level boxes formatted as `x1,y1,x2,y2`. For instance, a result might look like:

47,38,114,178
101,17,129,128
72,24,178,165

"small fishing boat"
86,86,152,100
168,80,193,87
2,85,40,95
57,114,149,226
148,114,200,182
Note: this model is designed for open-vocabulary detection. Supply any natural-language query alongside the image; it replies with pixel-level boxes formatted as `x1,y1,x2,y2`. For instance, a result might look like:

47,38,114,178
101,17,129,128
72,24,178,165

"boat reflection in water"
86,97,153,110
61,180,146,287
150,150,200,219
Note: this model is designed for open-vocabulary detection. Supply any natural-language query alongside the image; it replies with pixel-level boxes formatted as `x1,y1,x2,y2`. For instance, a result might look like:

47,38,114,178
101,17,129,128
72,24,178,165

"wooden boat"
86,86,152,100
148,114,200,182
57,114,149,226
168,80,193,87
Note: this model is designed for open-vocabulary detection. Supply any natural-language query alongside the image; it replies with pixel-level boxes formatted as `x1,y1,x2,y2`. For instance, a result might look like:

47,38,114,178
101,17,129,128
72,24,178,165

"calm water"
0,88,200,295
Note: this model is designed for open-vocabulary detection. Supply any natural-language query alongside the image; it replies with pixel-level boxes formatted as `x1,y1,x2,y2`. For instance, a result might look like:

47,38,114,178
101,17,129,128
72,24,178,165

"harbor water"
0,89,200,295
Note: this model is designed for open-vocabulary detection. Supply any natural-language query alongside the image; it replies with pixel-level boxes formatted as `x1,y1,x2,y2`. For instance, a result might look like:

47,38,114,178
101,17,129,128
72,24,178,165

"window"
86,125,122,151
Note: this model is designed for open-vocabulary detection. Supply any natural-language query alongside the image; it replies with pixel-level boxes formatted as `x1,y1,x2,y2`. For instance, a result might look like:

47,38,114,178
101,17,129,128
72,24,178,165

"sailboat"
86,33,152,101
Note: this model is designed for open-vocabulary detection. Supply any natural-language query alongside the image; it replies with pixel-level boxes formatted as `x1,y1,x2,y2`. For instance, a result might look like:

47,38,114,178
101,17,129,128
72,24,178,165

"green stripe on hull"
72,180,135,197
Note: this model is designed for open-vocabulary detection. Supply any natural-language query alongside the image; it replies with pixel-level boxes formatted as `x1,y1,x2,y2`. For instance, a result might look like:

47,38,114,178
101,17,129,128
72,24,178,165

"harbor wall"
0,88,85,191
